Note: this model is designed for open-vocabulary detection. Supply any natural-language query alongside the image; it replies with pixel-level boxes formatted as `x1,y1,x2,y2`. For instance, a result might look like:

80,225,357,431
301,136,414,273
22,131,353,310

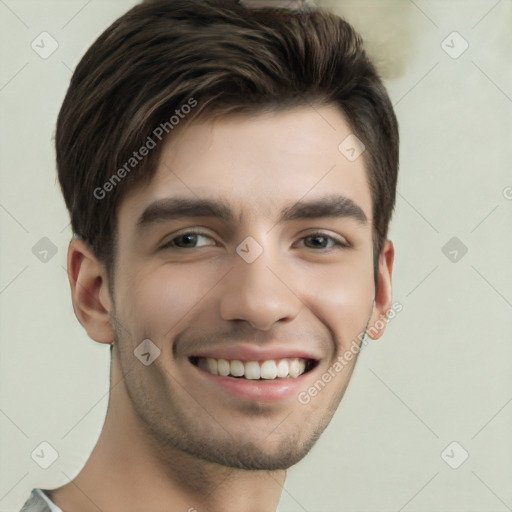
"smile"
189,356,317,380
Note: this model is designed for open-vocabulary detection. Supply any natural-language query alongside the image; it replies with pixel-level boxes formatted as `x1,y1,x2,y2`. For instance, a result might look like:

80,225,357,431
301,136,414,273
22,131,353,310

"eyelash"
160,229,351,251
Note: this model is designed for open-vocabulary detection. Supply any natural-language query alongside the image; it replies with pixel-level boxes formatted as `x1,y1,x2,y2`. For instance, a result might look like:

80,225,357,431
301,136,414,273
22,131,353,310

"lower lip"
190,361,316,402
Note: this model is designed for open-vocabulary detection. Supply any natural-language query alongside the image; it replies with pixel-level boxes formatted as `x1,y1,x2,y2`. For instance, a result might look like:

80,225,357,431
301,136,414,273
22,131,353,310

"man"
20,0,398,510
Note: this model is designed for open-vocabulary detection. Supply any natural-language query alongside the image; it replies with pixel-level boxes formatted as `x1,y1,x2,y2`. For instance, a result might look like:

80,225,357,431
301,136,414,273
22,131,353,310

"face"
109,105,392,470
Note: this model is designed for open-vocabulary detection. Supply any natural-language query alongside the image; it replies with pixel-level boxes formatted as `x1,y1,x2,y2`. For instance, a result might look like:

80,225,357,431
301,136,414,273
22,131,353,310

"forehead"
119,104,372,226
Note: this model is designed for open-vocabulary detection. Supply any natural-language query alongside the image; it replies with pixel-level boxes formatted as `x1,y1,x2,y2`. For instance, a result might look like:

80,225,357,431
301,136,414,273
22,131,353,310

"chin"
179,429,324,471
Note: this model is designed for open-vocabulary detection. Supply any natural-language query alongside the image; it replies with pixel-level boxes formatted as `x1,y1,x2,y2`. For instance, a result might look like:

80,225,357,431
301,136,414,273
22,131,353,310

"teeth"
276,359,289,378
289,358,300,378
245,361,260,380
207,358,218,375
195,357,311,380
217,358,230,377
260,360,277,379
230,360,245,377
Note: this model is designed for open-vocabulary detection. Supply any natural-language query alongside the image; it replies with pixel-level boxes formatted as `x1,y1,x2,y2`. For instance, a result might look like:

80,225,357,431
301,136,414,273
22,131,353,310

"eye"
299,232,350,250
161,230,216,249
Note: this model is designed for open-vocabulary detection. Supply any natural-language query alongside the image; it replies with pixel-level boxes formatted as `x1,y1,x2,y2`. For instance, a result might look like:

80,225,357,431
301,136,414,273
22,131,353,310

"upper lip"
189,344,321,362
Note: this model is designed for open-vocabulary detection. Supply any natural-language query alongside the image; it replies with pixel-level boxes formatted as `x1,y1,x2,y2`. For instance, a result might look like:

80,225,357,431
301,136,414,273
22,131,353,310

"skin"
48,104,394,512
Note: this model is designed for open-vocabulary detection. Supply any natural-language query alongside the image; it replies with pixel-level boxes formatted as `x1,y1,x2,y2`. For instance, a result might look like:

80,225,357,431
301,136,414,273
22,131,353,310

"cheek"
116,263,220,342
301,259,375,354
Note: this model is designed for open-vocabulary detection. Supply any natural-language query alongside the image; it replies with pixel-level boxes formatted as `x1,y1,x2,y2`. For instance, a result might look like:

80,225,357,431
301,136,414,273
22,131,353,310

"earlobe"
67,239,115,344
367,240,394,340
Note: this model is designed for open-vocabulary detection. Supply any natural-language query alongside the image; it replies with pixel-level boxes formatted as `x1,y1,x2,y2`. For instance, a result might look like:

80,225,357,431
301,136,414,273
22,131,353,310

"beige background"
1,1,511,511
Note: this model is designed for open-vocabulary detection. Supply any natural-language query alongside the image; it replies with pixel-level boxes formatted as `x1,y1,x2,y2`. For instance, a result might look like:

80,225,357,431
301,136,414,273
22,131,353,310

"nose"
219,248,303,331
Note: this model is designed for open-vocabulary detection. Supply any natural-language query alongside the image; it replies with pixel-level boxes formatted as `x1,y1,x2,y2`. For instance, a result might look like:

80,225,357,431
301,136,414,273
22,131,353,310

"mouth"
189,356,318,380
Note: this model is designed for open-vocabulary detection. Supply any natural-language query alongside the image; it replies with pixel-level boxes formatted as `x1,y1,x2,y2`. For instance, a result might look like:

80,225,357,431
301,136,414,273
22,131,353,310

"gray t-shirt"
19,486,282,511
20,489,62,512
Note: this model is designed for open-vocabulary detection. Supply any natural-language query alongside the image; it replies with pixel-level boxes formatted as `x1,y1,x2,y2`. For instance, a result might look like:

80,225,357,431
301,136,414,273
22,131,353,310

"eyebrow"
136,198,234,230
136,194,368,231
280,195,367,224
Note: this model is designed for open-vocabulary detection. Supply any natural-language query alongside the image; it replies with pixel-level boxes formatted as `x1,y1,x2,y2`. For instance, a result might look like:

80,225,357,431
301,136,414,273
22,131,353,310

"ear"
67,238,115,344
367,239,394,340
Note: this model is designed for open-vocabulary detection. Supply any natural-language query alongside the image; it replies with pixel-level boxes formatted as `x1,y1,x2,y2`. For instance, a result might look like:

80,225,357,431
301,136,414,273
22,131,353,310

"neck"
48,356,286,512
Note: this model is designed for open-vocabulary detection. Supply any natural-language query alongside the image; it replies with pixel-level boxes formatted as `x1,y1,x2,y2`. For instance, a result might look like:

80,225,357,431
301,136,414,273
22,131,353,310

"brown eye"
161,231,216,250
174,234,199,248
304,235,331,249
298,232,350,250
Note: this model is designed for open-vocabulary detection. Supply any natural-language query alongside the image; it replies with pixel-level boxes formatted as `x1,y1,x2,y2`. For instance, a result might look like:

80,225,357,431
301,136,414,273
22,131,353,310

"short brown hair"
56,0,399,283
